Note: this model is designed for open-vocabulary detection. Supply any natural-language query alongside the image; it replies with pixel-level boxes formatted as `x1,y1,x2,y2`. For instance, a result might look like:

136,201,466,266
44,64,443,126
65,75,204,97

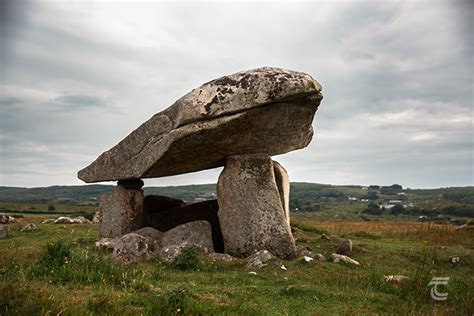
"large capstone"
217,154,296,258
78,67,322,182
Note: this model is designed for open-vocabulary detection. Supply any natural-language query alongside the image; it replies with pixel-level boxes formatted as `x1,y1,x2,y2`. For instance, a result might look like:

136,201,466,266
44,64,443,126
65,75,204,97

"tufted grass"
0,216,473,315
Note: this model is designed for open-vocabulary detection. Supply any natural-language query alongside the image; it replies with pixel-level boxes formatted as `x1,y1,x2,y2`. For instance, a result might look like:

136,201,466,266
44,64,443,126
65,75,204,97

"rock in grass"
92,211,100,224
383,275,409,286
331,253,360,265
303,256,313,263
42,219,55,224
207,253,236,262
336,239,353,255
0,224,10,239
54,216,92,224
132,227,163,251
449,256,460,265
95,238,117,251
160,220,214,254
112,233,150,263
0,215,16,224
246,250,275,269
20,223,37,232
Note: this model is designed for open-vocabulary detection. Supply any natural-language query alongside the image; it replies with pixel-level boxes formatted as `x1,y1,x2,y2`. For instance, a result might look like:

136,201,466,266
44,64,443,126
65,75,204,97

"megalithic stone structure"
78,67,323,258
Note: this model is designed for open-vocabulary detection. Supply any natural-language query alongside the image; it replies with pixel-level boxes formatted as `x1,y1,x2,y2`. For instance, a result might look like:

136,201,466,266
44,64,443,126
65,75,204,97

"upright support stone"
99,179,144,238
273,160,290,223
217,154,296,258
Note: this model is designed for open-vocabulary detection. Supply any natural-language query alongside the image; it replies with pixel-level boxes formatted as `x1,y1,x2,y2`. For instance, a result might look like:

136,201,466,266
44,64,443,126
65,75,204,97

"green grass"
0,217,473,315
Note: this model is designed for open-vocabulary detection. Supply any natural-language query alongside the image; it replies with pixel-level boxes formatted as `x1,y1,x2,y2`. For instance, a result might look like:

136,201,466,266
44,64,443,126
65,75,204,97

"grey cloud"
0,0,472,188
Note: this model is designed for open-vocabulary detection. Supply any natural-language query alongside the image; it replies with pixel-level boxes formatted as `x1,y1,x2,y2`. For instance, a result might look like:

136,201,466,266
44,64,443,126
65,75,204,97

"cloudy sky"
0,0,472,189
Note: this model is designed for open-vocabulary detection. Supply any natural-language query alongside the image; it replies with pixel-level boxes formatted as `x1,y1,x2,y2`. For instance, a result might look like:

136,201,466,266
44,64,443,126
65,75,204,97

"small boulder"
54,217,75,224
303,256,313,263
336,239,353,255
72,216,92,224
246,250,275,269
331,253,360,265
449,256,460,265
95,238,117,251
383,275,409,286
0,215,9,224
313,253,326,261
41,218,55,224
8,216,16,223
207,253,236,262
20,223,37,232
0,224,10,239
321,234,341,242
159,244,187,262
161,220,214,253
92,211,100,224
132,227,163,251
112,233,150,263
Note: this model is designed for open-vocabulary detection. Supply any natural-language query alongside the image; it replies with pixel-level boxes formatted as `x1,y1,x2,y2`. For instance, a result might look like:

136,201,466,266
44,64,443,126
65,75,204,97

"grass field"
1,215,473,315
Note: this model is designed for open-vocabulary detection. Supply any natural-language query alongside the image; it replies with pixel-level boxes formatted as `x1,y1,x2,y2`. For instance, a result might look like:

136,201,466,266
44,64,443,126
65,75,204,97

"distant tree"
363,202,383,215
48,205,55,211
367,191,379,200
390,204,406,215
391,184,403,190
368,185,380,190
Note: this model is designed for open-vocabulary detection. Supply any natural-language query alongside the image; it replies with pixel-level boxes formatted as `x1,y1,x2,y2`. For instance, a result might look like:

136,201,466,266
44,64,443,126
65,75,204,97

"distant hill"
1,183,473,206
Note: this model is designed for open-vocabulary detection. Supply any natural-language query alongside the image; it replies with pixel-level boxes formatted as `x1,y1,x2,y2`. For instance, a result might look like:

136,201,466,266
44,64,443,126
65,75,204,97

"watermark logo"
428,277,449,301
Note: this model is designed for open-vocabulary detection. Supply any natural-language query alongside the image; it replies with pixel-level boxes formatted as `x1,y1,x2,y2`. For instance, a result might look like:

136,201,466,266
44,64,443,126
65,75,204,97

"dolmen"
78,67,323,258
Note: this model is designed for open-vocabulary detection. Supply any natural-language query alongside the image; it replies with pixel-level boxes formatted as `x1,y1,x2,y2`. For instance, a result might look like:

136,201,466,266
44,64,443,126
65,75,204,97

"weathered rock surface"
42,218,55,224
20,223,37,232
0,215,15,224
336,239,353,255
99,184,144,238
383,275,410,286
0,224,9,239
144,199,223,253
218,154,296,258
160,220,214,253
112,233,150,263
78,67,322,183
54,216,91,224
92,211,100,224
246,250,275,269
132,227,163,250
207,253,236,262
331,253,360,265
272,160,290,222
96,237,117,251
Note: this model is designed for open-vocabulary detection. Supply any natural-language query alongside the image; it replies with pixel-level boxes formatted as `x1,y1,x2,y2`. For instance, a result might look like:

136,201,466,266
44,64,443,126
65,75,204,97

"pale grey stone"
160,220,214,253
336,239,353,255
331,253,360,265
20,223,37,232
218,154,296,258
112,233,149,263
0,224,9,239
78,67,322,183
273,160,290,222
99,185,144,238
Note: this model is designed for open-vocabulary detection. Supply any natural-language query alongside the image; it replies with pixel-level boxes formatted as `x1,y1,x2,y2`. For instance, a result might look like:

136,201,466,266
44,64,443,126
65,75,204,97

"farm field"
1,215,472,315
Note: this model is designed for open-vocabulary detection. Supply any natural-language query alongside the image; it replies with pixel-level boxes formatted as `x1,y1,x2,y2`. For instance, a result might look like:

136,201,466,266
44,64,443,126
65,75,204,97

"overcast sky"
0,0,472,189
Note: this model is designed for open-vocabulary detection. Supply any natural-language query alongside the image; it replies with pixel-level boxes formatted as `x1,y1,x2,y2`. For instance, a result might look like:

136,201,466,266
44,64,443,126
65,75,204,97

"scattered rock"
280,264,287,271
207,253,236,262
92,211,100,224
383,275,410,286
159,244,187,262
336,239,353,255
95,238,117,251
0,215,16,224
248,271,257,276
313,253,326,261
321,234,341,242
112,233,150,263
0,215,9,224
331,253,360,265
54,216,92,224
246,250,275,269
449,256,460,265
0,224,10,239
20,223,37,232
41,219,55,224
303,256,313,263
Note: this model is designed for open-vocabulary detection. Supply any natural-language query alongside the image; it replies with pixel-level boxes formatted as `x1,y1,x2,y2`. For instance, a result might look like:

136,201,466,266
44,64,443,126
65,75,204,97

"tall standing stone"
99,179,144,238
273,160,290,222
217,154,296,258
